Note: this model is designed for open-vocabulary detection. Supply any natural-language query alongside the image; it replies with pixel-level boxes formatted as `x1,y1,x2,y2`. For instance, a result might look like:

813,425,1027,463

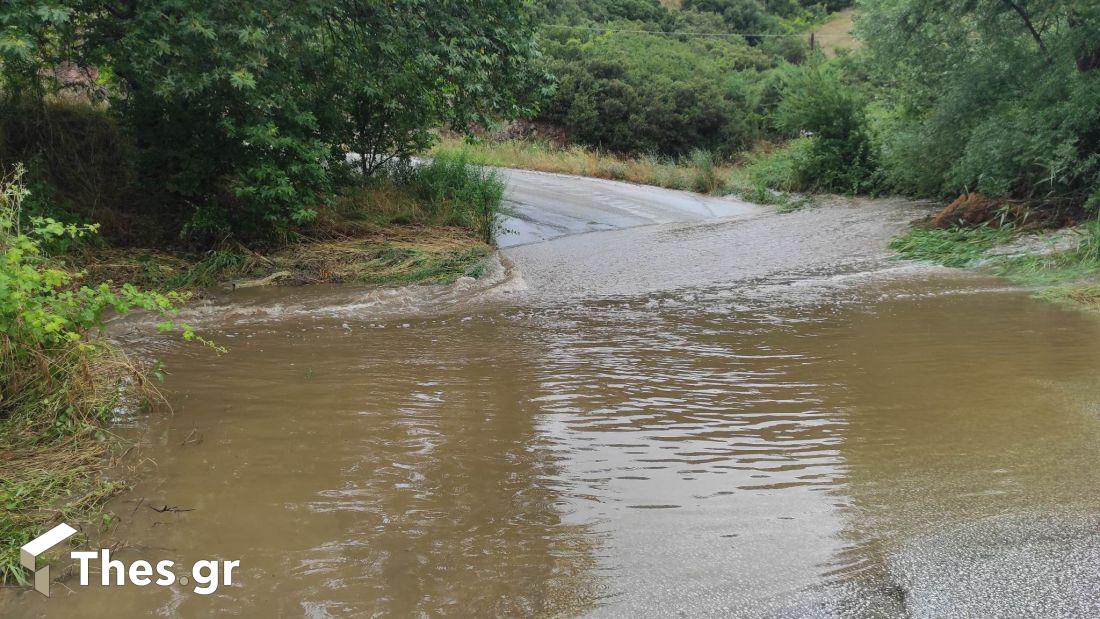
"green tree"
860,0,1100,206
0,1,87,101
1,0,544,241
318,0,548,178
90,1,330,241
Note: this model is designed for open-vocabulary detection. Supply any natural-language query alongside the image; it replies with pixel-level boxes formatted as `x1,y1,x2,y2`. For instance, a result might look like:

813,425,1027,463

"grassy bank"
83,229,491,293
0,167,187,583
79,155,503,294
0,349,140,582
891,220,1100,308
432,137,817,213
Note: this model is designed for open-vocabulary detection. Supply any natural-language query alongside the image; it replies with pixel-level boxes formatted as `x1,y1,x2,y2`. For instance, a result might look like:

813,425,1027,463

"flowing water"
6,175,1100,617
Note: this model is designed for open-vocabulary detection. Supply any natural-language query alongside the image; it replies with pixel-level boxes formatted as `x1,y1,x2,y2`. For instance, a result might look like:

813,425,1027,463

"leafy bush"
0,166,198,427
771,60,876,193
0,167,187,359
861,0,1100,211
0,166,208,583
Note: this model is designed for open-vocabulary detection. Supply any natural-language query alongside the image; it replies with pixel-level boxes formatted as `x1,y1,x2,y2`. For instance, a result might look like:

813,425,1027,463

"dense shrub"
540,30,769,156
860,0,1100,210
0,101,133,224
770,61,876,193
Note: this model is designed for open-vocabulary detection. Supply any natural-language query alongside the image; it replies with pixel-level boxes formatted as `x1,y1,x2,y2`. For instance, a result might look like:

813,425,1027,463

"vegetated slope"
0,1,538,586
529,0,851,157
815,8,860,56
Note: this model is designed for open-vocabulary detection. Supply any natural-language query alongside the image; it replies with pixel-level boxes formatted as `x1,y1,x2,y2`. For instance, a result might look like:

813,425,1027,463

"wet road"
6,172,1100,617
495,167,761,248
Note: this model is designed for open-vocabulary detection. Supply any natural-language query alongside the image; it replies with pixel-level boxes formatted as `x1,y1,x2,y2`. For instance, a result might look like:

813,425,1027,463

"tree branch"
999,0,1051,64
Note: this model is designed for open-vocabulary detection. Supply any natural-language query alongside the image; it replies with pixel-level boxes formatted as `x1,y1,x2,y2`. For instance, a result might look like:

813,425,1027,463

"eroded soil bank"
6,173,1099,617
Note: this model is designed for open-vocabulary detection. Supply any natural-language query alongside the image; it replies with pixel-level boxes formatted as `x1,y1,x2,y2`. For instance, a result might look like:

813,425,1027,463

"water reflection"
10,316,601,617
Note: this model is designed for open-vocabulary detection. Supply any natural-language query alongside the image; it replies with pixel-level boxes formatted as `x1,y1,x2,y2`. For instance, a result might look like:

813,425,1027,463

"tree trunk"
1078,43,1100,72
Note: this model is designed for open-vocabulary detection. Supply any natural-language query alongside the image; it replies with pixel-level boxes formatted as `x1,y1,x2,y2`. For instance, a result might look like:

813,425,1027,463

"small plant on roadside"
689,150,721,194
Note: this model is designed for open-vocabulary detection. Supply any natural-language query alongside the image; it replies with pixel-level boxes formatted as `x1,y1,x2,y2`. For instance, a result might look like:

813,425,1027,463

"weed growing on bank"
0,167,199,584
891,218,1100,307
889,224,1016,268
994,219,1100,307
396,153,505,245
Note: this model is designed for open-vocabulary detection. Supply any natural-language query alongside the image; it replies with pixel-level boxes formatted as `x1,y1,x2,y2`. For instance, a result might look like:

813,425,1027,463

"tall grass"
994,218,1100,287
891,217,1100,307
889,224,1016,268
688,149,720,194
401,153,505,244
340,153,505,245
431,138,738,196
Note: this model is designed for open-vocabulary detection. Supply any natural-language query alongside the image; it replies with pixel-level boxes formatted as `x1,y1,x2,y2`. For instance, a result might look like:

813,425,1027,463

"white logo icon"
20,523,77,596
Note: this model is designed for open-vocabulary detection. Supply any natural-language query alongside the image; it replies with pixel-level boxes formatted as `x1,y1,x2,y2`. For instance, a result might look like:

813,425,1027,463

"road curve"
495,167,762,248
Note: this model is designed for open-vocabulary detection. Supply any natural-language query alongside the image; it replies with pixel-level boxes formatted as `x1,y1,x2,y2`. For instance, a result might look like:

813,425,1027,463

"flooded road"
7,173,1100,617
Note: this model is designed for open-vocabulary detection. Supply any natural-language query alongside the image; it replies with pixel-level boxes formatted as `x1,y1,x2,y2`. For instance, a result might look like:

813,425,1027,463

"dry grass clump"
265,227,490,286
0,341,157,584
431,138,739,195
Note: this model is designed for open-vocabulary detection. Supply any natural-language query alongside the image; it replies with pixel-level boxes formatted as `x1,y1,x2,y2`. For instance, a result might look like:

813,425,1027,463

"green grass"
0,345,141,585
1,455,122,584
354,245,491,286
891,218,1100,307
889,224,1016,268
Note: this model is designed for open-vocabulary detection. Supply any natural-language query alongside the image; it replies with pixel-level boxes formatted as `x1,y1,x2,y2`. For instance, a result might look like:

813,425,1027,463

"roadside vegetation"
0,166,202,583
433,138,738,195
892,220,1100,308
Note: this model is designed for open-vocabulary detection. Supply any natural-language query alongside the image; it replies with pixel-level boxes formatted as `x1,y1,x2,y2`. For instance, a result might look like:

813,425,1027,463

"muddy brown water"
6,180,1100,617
